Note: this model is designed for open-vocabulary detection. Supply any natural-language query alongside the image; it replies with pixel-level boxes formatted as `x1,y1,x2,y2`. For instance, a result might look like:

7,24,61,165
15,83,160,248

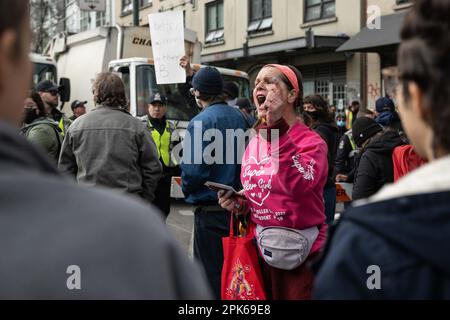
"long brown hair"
92,72,128,108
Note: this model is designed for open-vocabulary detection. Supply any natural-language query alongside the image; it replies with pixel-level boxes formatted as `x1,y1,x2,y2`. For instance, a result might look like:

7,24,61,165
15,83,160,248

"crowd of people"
1,0,450,300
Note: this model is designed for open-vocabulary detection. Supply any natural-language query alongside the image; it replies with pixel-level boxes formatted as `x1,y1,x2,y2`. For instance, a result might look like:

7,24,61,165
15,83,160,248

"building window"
80,11,90,32
140,0,151,7
333,83,347,108
304,0,335,23
205,1,224,43
248,0,272,34
122,0,133,14
301,62,347,106
96,11,106,27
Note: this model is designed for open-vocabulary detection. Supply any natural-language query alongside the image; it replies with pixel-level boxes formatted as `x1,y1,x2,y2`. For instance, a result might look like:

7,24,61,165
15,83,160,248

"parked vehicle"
46,25,251,198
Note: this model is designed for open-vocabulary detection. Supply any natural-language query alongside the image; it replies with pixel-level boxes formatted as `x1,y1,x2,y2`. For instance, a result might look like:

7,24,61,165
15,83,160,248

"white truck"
47,25,251,198
30,53,71,108
46,25,202,112
47,25,250,115
31,53,58,86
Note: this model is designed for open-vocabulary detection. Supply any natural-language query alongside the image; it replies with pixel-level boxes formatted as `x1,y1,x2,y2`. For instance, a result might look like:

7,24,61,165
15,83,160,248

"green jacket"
21,117,63,163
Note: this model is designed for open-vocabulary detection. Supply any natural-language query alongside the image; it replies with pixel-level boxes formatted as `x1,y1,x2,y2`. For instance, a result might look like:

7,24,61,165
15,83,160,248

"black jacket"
177,73,200,118
313,122,339,188
352,130,404,201
0,121,211,299
313,191,450,299
334,131,358,182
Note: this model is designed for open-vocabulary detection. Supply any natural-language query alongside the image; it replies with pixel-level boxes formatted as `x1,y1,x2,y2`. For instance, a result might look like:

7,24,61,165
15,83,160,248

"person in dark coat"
304,95,339,225
314,0,450,299
0,0,211,299
375,96,403,135
351,117,404,201
335,110,377,184
335,111,347,140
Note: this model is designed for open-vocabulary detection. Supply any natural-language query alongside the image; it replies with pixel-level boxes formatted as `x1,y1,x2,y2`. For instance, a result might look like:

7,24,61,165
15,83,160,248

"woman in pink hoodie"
218,64,328,300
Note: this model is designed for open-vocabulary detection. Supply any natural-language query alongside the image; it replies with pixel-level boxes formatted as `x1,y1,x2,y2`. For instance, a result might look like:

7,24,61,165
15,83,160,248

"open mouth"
256,95,266,105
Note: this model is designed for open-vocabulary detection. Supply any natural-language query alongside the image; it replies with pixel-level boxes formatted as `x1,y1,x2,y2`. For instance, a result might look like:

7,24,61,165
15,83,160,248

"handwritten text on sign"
148,11,186,84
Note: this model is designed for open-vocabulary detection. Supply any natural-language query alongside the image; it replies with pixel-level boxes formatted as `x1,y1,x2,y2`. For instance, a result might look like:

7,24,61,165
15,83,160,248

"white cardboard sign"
148,11,186,84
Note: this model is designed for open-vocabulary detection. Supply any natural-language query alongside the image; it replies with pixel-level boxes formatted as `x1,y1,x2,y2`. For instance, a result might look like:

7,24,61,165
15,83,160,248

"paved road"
166,200,195,258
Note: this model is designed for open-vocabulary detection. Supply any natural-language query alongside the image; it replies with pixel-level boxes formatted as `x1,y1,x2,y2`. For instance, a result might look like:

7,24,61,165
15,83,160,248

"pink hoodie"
241,121,328,254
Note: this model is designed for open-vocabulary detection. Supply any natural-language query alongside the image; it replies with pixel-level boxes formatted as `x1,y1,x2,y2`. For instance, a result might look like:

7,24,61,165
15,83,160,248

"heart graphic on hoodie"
242,156,275,207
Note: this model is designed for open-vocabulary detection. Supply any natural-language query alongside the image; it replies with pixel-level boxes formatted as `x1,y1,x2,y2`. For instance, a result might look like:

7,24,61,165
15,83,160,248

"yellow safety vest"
345,130,357,151
58,116,72,137
58,118,65,136
345,109,354,130
148,120,176,167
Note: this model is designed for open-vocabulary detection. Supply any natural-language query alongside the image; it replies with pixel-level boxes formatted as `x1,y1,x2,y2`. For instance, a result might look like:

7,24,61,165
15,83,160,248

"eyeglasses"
47,90,59,96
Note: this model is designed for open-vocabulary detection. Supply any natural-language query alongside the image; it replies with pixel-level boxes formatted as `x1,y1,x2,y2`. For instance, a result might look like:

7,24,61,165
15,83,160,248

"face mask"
23,108,39,124
305,111,319,121
227,99,237,107
337,120,346,127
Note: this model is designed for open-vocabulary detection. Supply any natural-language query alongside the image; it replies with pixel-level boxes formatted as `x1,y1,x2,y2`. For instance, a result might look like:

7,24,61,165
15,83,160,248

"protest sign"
148,11,186,84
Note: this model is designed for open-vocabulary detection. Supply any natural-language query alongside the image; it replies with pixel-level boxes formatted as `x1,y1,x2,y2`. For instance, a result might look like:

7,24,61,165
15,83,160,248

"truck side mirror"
59,77,71,103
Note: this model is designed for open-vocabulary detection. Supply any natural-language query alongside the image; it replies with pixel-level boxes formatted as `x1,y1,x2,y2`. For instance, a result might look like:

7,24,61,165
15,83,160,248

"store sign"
78,0,106,12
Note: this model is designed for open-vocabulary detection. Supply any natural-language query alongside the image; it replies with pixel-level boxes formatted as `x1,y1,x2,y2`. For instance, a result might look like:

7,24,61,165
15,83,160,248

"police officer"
36,80,72,136
335,129,358,183
141,93,179,219
345,101,360,130
69,100,87,121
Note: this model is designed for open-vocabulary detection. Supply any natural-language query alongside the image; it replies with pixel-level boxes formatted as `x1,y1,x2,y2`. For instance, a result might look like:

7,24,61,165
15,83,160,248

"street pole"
360,0,368,110
133,0,140,26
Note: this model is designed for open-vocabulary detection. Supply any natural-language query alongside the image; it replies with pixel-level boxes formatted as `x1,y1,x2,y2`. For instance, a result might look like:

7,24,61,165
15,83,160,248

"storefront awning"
201,35,348,64
337,11,408,53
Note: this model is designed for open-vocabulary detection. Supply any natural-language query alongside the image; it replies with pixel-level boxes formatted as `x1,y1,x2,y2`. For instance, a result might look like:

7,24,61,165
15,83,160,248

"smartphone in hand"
204,181,245,198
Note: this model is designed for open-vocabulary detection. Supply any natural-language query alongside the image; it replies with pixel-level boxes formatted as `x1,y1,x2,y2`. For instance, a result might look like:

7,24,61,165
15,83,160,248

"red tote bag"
221,214,266,300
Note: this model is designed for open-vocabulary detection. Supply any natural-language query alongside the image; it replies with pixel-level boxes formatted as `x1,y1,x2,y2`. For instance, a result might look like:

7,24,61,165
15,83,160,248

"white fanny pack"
255,224,319,271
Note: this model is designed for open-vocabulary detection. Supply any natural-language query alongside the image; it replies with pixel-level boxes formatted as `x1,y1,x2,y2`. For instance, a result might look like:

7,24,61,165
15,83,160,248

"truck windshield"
136,64,251,120
33,63,57,87
222,75,251,101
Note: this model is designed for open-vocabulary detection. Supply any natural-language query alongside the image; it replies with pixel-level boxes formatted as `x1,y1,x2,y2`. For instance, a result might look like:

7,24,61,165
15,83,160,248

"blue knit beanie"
192,67,223,96
375,97,395,113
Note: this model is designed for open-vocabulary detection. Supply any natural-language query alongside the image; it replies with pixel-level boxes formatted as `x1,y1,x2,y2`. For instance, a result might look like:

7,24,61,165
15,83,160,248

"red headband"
266,64,300,100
